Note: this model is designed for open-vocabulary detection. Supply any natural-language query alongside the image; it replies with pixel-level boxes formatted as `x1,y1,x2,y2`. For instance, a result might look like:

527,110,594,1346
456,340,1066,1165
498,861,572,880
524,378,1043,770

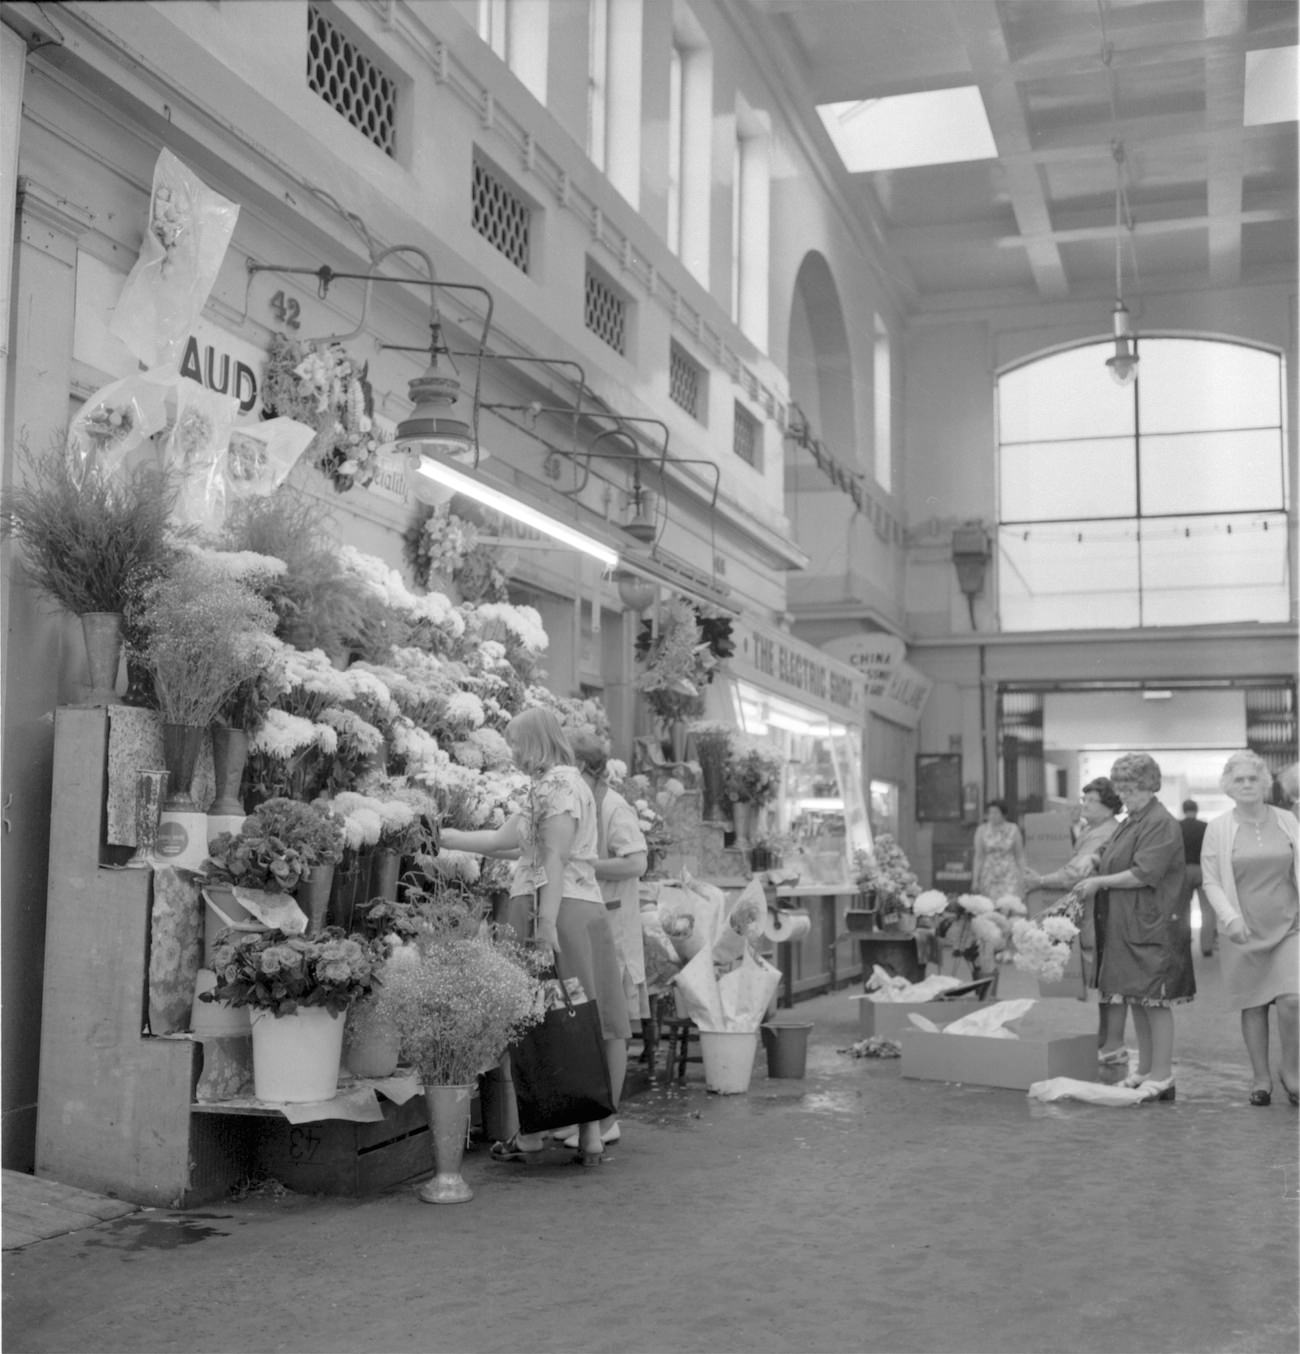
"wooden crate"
253,1096,433,1196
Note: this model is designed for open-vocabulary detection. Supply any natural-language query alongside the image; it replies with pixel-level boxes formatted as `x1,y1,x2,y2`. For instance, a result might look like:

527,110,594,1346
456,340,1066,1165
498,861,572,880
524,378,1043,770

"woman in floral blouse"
439,707,630,1165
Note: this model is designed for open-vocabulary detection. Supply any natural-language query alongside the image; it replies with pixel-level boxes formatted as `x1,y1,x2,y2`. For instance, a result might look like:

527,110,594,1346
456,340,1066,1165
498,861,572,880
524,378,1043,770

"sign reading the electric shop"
730,618,866,722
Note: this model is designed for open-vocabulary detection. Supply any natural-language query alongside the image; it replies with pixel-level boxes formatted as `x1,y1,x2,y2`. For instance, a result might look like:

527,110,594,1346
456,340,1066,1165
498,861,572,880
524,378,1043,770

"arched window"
996,337,1289,630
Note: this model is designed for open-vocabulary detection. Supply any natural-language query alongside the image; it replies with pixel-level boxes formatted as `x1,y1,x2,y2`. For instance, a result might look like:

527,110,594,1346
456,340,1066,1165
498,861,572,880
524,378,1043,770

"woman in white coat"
1201,750,1300,1107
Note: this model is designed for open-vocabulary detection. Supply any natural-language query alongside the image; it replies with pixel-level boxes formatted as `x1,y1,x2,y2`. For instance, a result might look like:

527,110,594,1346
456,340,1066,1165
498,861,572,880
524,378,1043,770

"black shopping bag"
510,975,615,1135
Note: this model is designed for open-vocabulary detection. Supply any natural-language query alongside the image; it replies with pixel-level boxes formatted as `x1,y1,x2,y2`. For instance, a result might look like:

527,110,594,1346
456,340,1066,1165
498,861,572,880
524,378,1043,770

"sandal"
571,1148,604,1167
1097,1047,1130,1066
490,1134,543,1163
1249,1088,1272,1107
1278,1076,1300,1108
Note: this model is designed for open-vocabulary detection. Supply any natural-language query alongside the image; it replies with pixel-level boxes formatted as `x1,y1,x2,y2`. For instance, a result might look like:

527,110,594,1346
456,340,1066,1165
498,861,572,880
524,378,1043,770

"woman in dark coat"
1073,752,1194,1101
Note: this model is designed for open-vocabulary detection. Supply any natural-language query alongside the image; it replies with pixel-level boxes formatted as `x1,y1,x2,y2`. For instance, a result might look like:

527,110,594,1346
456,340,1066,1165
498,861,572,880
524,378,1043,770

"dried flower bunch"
205,796,346,893
0,445,179,617
203,926,383,1017
129,553,279,728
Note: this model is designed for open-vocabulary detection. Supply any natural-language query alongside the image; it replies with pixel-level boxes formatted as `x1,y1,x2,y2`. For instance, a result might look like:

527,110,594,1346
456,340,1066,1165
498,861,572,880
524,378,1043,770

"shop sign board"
820,633,932,729
729,617,866,724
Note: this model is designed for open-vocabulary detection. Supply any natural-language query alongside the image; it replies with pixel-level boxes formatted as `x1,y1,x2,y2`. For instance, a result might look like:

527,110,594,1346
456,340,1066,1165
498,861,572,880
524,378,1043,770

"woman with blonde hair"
439,706,631,1164
1201,749,1300,1106
1072,752,1193,1101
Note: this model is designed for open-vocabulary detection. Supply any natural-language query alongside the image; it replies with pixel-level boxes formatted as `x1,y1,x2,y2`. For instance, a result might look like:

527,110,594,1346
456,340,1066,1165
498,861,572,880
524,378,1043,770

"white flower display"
249,708,320,758
444,691,486,729
471,601,549,652
913,889,949,918
956,892,995,915
995,893,1028,916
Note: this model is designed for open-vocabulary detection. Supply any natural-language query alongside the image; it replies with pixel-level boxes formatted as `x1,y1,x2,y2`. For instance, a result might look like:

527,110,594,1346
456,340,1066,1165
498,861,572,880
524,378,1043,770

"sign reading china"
729,619,866,722
821,633,933,730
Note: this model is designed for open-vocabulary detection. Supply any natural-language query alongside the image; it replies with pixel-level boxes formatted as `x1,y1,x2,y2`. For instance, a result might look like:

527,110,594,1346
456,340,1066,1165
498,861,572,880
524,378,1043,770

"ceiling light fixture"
413,454,620,569
1105,140,1139,387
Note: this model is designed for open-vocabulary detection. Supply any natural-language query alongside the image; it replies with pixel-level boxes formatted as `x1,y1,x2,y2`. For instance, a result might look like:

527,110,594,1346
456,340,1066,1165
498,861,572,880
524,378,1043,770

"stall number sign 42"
269,290,302,331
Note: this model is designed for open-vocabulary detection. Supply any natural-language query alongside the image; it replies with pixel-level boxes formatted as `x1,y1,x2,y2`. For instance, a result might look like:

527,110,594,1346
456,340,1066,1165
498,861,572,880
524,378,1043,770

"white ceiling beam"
1203,0,1249,287
947,0,1068,300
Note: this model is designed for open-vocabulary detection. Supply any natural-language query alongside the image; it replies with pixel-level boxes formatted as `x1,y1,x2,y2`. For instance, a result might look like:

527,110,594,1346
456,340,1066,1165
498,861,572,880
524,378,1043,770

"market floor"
4,952,1298,1354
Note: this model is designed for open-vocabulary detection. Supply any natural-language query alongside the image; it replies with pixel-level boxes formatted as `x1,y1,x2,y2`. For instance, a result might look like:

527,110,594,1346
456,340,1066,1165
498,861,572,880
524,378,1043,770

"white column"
678,43,712,287
737,125,769,349
605,0,643,208
509,0,549,105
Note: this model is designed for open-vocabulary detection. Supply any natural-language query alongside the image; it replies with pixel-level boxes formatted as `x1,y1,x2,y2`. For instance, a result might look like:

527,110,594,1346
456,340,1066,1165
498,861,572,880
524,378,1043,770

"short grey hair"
1109,752,1162,792
1219,749,1271,793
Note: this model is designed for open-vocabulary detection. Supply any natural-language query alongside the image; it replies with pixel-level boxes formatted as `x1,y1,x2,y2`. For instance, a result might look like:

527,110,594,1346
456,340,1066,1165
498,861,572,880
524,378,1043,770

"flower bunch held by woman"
205,796,346,895
203,925,383,1017
1201,749,1299,1107
1011,914,1081,985
724,736,785,807
438,706,631,1166
1070,752,1193,1101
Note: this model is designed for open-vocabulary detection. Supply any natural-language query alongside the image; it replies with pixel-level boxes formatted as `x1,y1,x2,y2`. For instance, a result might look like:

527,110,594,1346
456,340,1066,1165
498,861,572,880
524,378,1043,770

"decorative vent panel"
733,401,761,467
472,162,531,273
669,343,704,421
585,268,627,355
307,5,397,156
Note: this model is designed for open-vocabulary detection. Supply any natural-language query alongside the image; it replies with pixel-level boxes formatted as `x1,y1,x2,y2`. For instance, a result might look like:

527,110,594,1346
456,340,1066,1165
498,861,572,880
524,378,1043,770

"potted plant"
205,795,346,933
635,596,718,758
129,554,279,809
202,925,383,1102
373,896,544,1203
0,445,178,704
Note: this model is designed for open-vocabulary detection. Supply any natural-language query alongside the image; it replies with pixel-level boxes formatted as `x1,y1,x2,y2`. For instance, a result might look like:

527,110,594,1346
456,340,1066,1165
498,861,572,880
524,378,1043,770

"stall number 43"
269,291,302,331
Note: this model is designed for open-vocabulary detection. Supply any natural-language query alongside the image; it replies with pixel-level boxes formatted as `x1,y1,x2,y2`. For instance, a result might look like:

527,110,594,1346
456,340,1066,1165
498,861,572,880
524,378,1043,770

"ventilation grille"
585,269,627,355
733,402,760,466
472,162,531,273
307,5,397,156
669,344,704,421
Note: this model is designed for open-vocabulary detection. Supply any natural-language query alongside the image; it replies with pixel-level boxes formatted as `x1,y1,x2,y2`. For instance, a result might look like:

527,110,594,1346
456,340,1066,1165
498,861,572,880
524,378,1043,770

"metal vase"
369,847,402,903
123,770,169,868
161,723,206,811
418,1084,474,1204
295,864,335,935
208,726,249,817
80,612,124,706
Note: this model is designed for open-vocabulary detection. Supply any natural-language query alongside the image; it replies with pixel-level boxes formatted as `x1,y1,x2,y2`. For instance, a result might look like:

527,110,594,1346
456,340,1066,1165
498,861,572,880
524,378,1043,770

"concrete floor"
4,950,1297,1354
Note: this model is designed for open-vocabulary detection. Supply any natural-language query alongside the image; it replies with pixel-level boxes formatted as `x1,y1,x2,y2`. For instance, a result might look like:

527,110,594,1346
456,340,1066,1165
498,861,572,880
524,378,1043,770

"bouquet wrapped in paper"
657,876,728,963
674,944,781,1034
110,148,240,369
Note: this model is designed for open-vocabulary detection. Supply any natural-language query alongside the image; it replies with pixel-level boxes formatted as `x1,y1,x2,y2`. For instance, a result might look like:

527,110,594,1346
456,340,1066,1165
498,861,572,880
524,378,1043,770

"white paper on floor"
1027,1077,1151,1105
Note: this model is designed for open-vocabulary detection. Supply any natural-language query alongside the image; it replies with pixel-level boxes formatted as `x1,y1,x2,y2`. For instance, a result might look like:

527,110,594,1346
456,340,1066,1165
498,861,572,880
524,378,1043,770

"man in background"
1181,799,1212,956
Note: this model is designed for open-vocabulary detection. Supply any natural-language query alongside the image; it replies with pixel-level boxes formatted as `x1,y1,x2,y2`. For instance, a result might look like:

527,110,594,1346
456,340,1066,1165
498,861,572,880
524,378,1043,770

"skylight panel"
1244,46,1298,126
816,87,997,172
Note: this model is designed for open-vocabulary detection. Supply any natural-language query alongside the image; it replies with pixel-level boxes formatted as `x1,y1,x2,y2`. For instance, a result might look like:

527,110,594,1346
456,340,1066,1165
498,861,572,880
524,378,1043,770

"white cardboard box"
850,996,984,1039
900,1030,1098,1090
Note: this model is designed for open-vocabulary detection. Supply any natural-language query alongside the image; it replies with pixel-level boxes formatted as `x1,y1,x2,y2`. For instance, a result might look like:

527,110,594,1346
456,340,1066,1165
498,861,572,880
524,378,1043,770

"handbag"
510,968,615,1135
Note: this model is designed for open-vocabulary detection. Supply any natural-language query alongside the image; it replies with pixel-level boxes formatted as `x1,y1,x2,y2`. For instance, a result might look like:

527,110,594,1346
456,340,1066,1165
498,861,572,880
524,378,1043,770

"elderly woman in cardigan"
1201,750,1300,1107
1071,753,1194,1101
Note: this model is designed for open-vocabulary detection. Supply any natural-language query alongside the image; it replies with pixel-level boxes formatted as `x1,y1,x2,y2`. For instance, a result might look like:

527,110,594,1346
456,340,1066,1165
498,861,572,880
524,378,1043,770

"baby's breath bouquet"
370,897,545,1085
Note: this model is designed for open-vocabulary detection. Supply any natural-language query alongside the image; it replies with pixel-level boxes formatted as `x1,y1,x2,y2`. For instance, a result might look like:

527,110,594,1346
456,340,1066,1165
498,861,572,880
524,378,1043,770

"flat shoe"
1136,1077,1176,1103
1278,1077,1300,1107
1249,1088,1272,1107
490,1134,542,1163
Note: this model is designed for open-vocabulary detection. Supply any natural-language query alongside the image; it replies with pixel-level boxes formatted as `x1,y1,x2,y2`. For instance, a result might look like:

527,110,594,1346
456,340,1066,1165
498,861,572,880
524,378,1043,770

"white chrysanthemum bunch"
467,726,513,770
321,791,385,850
913,889,949,918
972,911,1012,951
279,647,354,718
183,544,288,581
471,601,549,653
389,718,441,777
1010,915,1080,983
319,707,385,758
444,690,486,730
248,708,320,758
956,893,995,915
995,893,1028,917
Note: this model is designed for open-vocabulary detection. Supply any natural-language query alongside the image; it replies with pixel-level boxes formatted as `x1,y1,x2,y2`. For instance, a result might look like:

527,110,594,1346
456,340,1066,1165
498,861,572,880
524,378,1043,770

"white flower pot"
250,1006,344,1103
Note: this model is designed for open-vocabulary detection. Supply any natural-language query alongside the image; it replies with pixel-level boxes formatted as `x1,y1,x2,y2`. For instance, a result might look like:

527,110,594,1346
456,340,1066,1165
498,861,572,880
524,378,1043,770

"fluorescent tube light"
412,455,619,569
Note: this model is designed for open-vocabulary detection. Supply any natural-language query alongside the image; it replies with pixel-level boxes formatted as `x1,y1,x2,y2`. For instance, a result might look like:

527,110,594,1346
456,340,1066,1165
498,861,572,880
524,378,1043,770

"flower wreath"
262,333,380,493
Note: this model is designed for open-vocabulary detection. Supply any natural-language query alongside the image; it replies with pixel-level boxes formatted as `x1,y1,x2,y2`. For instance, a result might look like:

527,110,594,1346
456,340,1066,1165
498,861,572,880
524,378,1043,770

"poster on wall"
916,753,963,822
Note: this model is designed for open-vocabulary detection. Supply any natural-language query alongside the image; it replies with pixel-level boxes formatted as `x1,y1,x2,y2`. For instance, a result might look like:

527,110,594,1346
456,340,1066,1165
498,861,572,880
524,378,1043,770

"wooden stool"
657,1015,701,1083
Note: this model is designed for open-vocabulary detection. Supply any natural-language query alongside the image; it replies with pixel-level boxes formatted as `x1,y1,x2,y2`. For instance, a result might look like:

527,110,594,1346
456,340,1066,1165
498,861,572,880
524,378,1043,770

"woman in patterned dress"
972,799,1026,900
439,707,630,1165
1201,750,1300,1106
